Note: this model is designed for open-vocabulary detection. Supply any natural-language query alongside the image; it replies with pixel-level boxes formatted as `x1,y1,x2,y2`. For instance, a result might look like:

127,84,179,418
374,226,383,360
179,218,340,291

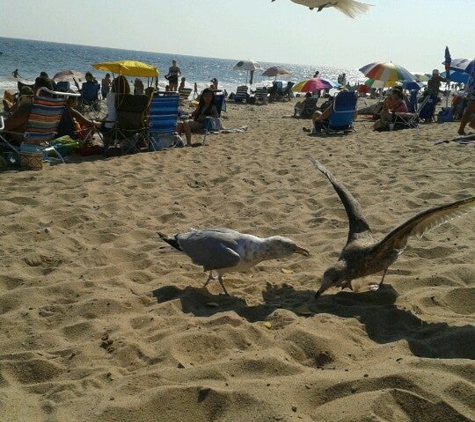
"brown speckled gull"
308,156,475,299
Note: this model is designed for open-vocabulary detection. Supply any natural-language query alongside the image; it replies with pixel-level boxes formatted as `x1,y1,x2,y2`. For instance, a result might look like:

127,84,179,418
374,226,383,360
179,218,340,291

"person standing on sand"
165,60,181,91
11,69,21,78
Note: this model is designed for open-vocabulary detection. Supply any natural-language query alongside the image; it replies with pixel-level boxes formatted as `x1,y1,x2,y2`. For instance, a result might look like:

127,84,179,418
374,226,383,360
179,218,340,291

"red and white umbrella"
262,66,292,78
52,70,85,81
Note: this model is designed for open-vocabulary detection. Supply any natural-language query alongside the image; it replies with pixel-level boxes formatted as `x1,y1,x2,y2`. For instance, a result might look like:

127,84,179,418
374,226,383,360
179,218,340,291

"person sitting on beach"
179,77,186,91
378,88,407,122
294,92,317,118
97,75,130,135
101,73,112,99
176,88,218,146
3,76,54,144
134,78,144,95
310,94,357,133
3,85,33,115
210,78,218,91
56,91,97,141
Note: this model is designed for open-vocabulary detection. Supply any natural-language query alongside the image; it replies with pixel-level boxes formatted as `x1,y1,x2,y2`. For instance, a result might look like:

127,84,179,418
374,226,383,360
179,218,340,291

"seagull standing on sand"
158,228,310,295
271,0,372,18
308,156,475,299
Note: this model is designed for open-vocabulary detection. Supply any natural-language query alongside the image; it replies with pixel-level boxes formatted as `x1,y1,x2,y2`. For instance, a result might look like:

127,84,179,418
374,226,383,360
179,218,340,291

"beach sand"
1,97,474,422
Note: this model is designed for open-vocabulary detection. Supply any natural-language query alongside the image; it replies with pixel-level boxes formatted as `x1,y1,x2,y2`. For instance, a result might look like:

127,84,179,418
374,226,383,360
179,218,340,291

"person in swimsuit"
165,60,181,91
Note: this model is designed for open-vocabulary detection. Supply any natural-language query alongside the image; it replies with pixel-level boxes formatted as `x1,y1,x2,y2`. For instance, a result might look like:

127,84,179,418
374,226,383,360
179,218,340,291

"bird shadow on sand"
151,282,474,360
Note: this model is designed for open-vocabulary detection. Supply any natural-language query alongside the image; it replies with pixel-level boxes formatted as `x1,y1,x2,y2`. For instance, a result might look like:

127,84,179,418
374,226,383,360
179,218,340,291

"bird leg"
203,272,229,296
203,271,216,287
217,275,229,296
379,268,388,286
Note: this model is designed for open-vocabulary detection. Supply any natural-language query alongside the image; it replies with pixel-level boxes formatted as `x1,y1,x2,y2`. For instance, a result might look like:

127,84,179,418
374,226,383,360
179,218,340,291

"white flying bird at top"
271,0,373,18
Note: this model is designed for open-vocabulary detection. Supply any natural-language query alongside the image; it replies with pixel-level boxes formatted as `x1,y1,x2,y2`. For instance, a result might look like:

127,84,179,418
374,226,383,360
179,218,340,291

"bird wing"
374,196,475,253
308,156,371,244
290,0,372,17
177,229,242,271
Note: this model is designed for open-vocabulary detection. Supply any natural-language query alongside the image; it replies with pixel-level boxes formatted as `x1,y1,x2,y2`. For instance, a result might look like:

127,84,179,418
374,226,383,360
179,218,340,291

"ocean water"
0,37,362,97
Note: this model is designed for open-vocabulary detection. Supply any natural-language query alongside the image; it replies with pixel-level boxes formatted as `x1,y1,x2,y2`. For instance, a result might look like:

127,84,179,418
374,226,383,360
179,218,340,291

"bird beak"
295,247,310,257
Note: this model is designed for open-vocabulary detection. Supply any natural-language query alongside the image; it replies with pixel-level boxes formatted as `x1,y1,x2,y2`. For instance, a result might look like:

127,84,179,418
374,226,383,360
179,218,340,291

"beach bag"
148,133,183,151
19,144,44,170
205,117,222,132
437,108,453,123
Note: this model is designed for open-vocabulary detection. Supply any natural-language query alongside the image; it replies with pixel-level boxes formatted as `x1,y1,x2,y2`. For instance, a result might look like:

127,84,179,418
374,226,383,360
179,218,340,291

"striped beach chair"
0,88,79,168
147,92,180,150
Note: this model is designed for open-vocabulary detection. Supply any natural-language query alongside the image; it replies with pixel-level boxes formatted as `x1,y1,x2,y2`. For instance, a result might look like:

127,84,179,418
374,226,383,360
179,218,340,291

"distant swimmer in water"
12,69,21,78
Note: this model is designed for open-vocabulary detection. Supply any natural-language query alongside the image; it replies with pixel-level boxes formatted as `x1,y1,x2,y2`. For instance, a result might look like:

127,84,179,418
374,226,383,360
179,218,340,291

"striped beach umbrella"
359,61,415,83
292,77,333,92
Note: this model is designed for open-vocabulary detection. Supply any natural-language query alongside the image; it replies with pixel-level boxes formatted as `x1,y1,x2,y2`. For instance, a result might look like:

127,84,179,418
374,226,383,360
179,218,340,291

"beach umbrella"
52,70,84,82
233,60,262,84
359,61,415,83
292,77,333,92
262,66,292,78
364,79,395,89
413,73,430,82
233,60,263,72
441,71,469,84
92,60,159,78
399,80,424,91
444,46,451,76
445,58,475,74
319,77,341,88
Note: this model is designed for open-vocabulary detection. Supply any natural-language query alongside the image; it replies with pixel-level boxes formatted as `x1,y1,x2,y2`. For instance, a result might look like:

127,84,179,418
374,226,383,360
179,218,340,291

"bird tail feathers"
335,0,372,18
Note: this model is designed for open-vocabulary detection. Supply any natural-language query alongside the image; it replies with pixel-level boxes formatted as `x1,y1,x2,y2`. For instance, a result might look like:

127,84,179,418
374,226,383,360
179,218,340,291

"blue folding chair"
319,90,358,134
147,92,179,151
78,81,100,113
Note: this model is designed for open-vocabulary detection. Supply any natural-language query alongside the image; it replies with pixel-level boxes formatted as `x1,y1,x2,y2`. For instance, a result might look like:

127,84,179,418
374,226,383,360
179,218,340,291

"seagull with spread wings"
271,0,372,18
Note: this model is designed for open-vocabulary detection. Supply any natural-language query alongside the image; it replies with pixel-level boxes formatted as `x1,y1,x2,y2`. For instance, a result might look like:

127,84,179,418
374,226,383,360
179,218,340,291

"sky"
1,0,473,73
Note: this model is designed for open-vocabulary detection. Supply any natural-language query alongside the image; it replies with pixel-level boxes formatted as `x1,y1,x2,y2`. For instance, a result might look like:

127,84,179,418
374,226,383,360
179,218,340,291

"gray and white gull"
271,0,372,18
158,228,310,295
308,156,475,299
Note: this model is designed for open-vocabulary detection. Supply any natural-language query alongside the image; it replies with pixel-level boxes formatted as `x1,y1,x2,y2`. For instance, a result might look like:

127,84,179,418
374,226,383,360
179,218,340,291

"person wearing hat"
210,78,218,90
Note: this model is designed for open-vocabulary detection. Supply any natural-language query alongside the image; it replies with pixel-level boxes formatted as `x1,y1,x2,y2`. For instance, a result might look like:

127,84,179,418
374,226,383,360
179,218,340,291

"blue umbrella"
400,80,424,90
441,70,468,84
445,58,475,74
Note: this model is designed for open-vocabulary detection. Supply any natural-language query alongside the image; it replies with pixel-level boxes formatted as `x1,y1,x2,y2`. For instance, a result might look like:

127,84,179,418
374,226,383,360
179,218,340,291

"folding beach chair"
147,92,180,151
178,88,192,105
78,81,100,113
393,95,432,129
233,86,249,103
0,88,79,169
318,91,358,135
103,93,151,155
253,87,269,105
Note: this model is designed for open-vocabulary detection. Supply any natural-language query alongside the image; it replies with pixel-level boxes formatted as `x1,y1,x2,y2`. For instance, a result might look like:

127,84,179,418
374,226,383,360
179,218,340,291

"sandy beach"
1,96,474,422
